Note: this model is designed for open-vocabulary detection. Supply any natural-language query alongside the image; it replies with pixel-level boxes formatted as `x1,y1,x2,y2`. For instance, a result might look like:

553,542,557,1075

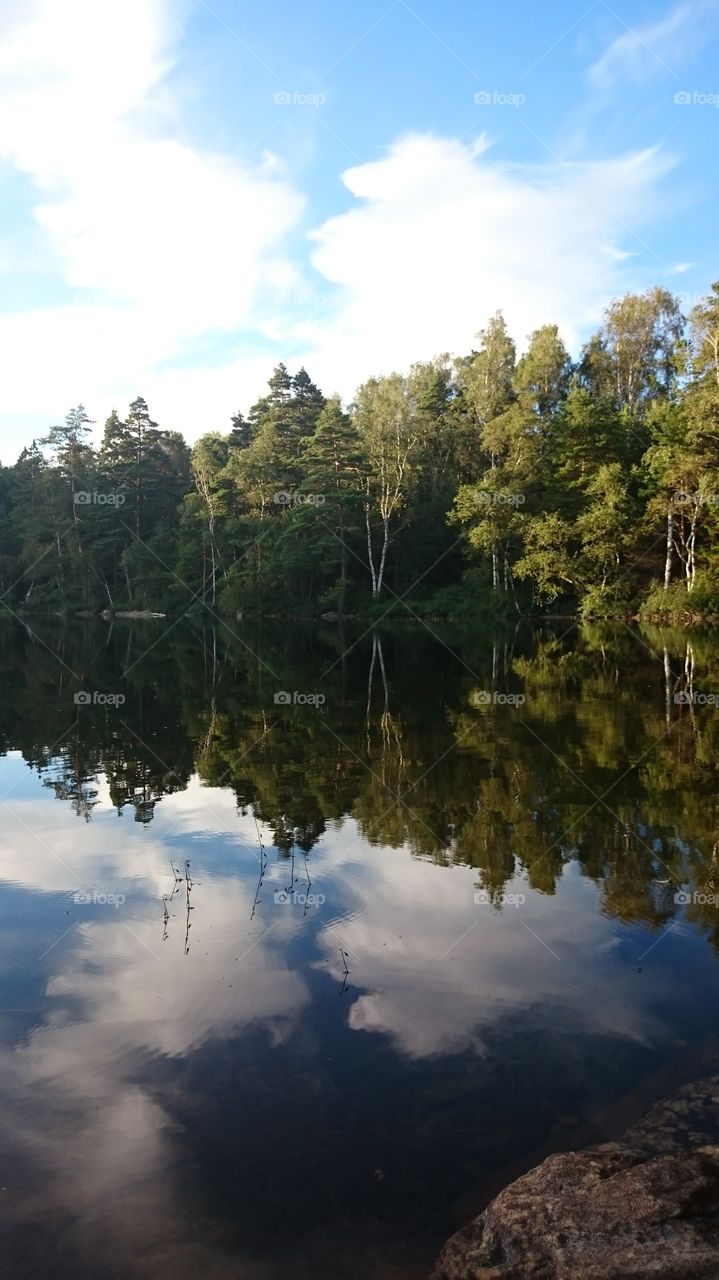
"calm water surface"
1,617,719,1279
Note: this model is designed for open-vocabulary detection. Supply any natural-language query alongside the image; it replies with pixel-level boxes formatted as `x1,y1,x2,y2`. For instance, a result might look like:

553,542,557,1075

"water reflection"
1,618,719,1278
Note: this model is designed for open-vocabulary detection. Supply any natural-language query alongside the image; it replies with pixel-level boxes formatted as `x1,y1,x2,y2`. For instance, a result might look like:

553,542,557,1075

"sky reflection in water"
1,619,719,1279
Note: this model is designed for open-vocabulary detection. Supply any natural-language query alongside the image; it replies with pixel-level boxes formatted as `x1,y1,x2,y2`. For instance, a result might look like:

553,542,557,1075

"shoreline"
431,1066,719,1279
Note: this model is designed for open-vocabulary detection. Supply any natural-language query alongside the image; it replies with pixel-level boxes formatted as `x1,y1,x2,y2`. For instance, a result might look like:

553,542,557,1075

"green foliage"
3,282,719,622
641,575,719,619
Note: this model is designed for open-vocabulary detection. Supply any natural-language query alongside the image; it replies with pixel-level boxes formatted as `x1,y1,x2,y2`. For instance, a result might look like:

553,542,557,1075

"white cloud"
588,1,710,90
313,851,666,1059
0,0,304,456
0,774,311,1271
668,260,694,274
0,2,678,460
296,133,674,395
0,774,693,1269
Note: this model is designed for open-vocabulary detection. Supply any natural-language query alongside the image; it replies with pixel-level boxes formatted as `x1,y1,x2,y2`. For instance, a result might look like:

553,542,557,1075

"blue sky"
0,0,717,460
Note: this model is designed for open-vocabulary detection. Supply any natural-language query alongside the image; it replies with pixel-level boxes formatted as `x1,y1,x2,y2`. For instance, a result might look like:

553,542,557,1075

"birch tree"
353,374,421,598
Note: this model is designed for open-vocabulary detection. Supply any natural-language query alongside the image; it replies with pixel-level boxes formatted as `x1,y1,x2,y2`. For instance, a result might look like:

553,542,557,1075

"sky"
0,0,717,461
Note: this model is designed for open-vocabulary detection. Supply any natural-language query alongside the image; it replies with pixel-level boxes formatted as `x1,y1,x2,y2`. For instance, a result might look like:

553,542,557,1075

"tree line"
1,282,718,620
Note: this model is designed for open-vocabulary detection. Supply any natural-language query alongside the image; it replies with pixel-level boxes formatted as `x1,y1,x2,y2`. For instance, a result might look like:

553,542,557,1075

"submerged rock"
431,1075,719,1279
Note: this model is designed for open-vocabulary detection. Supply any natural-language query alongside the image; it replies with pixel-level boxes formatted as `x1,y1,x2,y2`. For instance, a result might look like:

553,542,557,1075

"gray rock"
431,1076,719,1279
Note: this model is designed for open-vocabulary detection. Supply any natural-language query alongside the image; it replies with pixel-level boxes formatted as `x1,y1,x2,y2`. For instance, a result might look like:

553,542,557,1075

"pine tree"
301,397,368,611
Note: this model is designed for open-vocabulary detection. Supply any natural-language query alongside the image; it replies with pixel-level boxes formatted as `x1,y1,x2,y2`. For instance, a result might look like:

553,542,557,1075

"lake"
1,615,719,1279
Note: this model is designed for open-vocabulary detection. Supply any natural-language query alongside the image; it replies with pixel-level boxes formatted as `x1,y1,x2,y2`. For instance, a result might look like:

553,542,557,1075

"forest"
1,281,718,622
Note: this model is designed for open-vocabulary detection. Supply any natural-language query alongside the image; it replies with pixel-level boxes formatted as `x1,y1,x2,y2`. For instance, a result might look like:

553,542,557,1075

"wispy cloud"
667,260,694,275
588,1,712,90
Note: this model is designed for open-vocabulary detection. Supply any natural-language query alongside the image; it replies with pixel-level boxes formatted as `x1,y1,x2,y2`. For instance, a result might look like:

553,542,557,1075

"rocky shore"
431,1074,719,1279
